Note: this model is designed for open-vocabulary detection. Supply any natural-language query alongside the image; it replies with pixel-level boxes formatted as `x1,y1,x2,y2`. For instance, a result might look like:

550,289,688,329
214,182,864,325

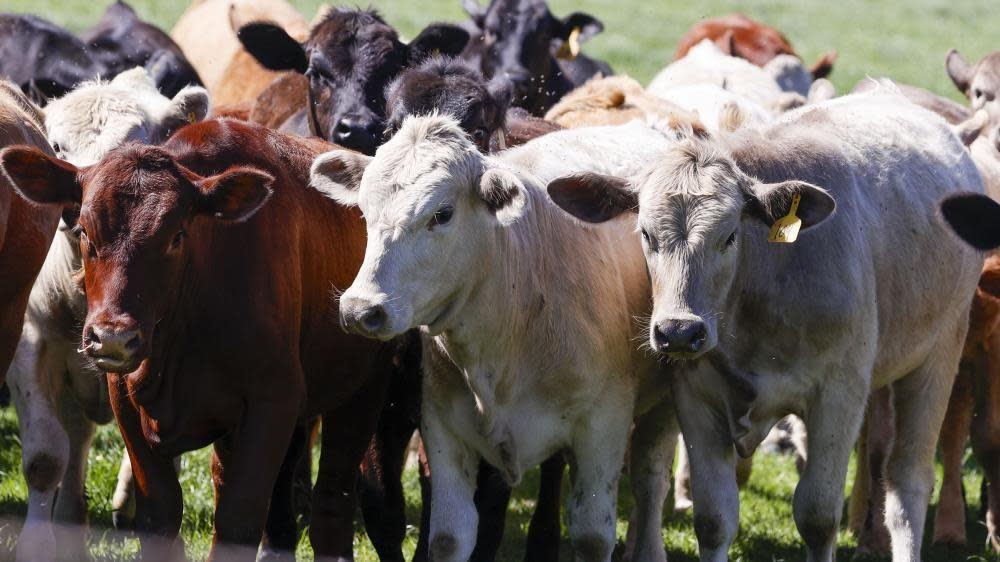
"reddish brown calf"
673,14,836,79
0,82,60,385
0,118,403,560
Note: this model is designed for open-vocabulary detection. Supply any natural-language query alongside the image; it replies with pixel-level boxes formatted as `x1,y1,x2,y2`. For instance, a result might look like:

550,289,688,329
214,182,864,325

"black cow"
238,8,469,155
81,1,202,98
0,3,201,105
461,0,613,115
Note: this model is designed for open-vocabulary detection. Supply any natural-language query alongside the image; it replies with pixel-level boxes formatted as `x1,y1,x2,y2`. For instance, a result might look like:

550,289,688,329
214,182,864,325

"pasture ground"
1,0,998,560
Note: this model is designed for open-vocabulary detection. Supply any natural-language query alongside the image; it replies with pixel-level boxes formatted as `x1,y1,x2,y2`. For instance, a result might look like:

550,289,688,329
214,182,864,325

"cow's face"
547,142,834,359
0,145,271,373
239,10,468,155
45,68,209,167
947,50,1000,111
465,0,602,105
384,57,512,152
310,116,528,340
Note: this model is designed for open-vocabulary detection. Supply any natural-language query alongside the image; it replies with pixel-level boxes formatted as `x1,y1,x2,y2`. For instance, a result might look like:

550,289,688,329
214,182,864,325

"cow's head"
239,9,468,155
310,114,529,339
947,50,1000,111
384,56,512,152
463,0,603,107
547,140,834,359
44,68,210,167
0,144,271,373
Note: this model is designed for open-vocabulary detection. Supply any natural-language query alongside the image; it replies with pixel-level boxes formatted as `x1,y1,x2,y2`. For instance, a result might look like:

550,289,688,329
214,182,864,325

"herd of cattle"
1,0,1000,561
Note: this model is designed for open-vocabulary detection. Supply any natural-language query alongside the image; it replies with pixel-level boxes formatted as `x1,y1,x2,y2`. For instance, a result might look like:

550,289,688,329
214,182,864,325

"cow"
311,116,684,562
0,118,404,561
648,39,806,117
0,81,60,384
170,0,313,106
80,1,202,98
237,8,470,154
547,88,984,561
7,68,210,561
544,75,706,132
946,49,1000,111
460,0,614,115
0,7,200,106
673,14,837,83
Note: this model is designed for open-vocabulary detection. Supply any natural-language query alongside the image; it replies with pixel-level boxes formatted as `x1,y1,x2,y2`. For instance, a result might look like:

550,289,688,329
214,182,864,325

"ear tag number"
187,111,197,124
556,27,582,60
768,193,802,243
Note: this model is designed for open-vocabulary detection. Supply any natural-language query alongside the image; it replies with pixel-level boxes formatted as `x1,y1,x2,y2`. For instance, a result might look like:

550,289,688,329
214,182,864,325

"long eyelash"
70,225,83,237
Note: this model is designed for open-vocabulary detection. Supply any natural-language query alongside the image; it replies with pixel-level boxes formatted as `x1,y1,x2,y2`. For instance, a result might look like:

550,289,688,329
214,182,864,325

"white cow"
8,68,208,561
310,118,680,562
547,88,984,562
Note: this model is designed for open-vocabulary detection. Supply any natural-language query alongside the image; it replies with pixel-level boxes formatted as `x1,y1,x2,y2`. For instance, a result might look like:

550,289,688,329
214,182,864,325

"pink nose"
84,324,143,371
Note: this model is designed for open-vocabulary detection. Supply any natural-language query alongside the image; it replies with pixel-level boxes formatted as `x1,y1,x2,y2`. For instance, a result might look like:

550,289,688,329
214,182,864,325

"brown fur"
248,72,308,130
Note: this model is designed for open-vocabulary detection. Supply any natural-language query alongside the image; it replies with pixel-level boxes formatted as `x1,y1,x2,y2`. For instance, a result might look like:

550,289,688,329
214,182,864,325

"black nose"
652,319,707,354
333,116,381,154
359,305,387,334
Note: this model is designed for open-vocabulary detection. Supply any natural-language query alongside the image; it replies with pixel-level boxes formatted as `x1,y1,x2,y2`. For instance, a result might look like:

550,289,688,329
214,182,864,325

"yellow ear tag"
187,111,197,124
556,26,581,60
767,193,802,243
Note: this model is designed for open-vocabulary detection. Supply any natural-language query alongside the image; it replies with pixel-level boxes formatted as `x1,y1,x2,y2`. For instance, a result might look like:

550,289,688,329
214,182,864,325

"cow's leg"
310,367,389,561
359,411,415,562
673,436,692,512
624,398,677,562
566,405,632,562
971,341,1000,552
470,461,512,561
211,404,299,561
853,386,894,556
423,408,480,562
112,452,136,530
795,382,867,562
416,436,433,562
11,333,68,562
933,363,974,546
885,346,961,562
523,454,565,562
673,378,738,562
51,384,96,561
107,374,185,560
260,420,311,560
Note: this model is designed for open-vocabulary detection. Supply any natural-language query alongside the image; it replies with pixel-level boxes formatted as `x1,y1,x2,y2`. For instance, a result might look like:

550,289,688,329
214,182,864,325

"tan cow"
171,0,312,106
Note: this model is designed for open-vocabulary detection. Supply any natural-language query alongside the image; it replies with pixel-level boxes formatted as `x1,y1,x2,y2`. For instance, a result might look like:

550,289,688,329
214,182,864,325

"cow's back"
730,91,983,384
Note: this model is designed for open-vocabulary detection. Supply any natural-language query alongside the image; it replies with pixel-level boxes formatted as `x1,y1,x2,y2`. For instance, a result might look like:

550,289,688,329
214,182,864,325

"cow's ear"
559,12,604,42
946,49,973,95
310,150,372,207
196,167,273,222
408,24,470,63
161,86,211,137
479,168,529,225
547,172,634,224
810,50,837,80
238,22,309,74
941,192,1000,251
462,0,486,26
0,146,81,206
744,180,835,231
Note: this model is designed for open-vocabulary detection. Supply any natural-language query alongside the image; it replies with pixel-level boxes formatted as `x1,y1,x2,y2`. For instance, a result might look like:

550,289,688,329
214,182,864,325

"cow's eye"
170,230,185,251
80,231,97,259
975,89,984,98
428,205,454,230
723,230,737,251
640,228,658,252
473,128,488,143
52,142,61,154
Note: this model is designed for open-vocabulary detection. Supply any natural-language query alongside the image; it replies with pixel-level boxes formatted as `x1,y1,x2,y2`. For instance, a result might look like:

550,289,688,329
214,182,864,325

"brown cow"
0,81,60,384
0,118,402,560
674,14,836,79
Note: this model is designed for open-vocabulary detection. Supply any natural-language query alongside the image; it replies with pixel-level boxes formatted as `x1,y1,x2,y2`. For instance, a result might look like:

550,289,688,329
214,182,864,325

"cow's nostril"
652,325,670,348
689,324,708,351
360,306,386,332
86,326,101,346
125,333,141,351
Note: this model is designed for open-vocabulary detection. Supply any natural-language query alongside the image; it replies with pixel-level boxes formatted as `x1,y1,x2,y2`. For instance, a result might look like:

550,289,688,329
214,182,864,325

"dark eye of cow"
975,89,984,98
52,142,62,154
640,228,658,252
170,230,185,251
473,128,488,142
724,230,737,251
80,231,97,259
428,205,454,230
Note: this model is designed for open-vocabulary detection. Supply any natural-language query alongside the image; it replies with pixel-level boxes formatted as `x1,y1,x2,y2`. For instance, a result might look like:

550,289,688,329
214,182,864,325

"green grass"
1,0,999,559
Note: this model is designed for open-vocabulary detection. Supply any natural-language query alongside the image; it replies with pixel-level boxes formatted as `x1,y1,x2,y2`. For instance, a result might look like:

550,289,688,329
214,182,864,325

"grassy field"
1,0,999,560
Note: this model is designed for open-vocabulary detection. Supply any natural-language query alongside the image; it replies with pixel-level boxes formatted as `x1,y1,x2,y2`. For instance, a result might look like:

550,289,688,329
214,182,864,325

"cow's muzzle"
83,323,144,373
651,317,710,358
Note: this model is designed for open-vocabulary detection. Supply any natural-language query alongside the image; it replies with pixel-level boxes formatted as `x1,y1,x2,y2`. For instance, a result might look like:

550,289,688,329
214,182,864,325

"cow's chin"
422,296,461,336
